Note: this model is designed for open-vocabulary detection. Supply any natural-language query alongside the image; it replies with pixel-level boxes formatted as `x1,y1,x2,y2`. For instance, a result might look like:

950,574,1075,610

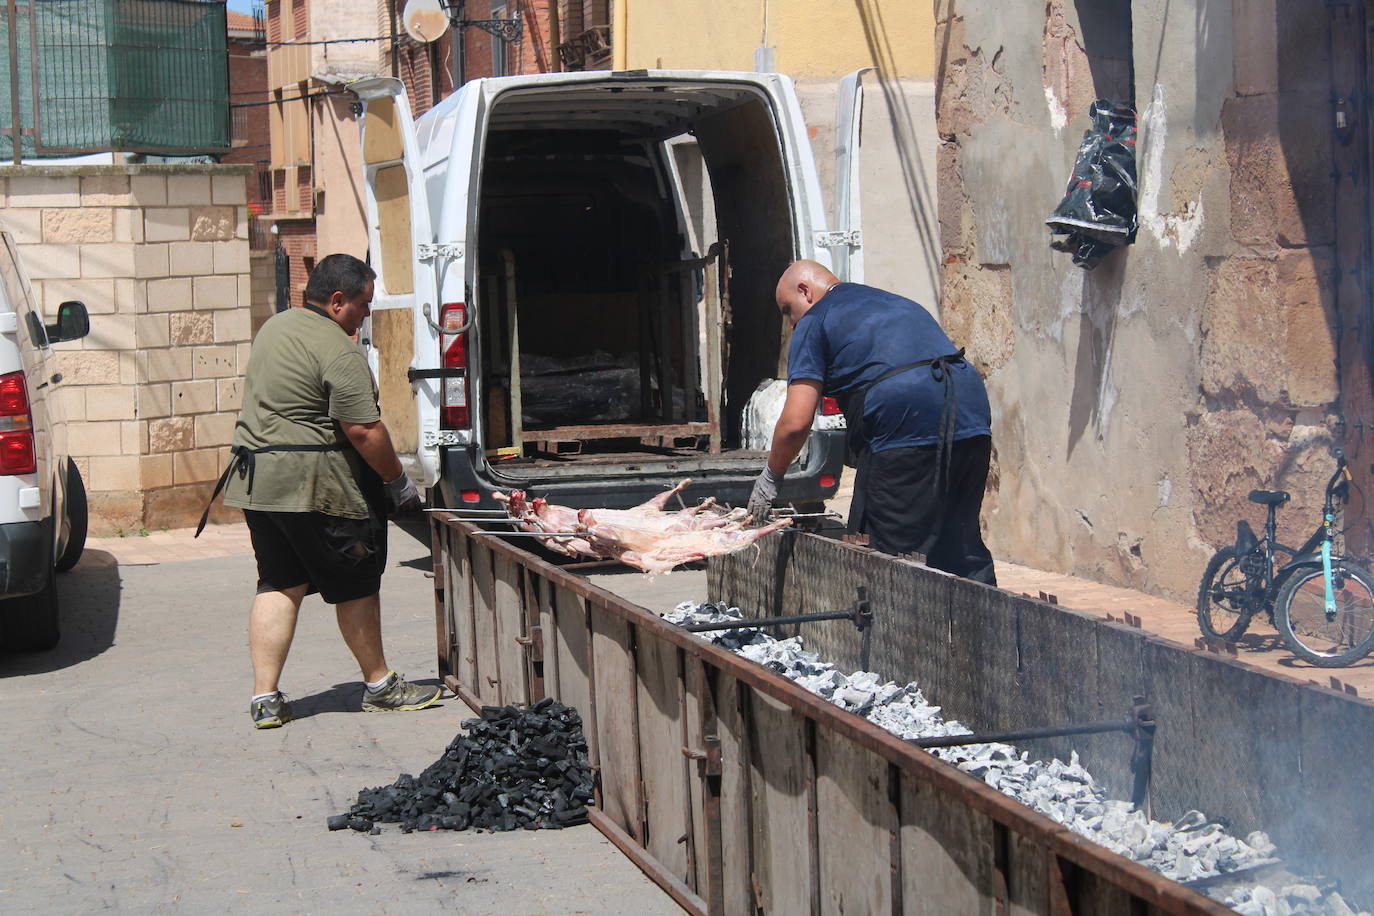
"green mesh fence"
1,0,228,158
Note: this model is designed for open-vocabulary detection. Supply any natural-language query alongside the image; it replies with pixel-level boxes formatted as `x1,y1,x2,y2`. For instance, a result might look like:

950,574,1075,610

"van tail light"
439,303,470,429
0,370,35,475
820,396,842,416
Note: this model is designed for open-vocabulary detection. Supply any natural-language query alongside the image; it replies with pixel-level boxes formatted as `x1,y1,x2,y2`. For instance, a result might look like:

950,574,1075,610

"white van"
351,70,865,510
0,232,89,650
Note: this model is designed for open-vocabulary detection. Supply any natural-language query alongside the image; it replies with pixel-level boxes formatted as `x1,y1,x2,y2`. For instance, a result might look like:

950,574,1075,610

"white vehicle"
352,69,868,510
0,232,89,650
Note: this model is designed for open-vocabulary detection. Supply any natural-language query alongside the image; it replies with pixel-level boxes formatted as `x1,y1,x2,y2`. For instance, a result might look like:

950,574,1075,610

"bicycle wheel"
1197,547,1257,641
1274,561,1374,667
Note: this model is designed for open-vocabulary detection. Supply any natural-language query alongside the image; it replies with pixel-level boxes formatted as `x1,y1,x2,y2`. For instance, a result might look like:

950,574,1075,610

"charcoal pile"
328,697,594,835
665,601,1369,916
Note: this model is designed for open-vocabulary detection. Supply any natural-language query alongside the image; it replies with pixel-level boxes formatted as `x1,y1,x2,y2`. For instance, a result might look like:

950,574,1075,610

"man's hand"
748,467,784,524
384,472,422,515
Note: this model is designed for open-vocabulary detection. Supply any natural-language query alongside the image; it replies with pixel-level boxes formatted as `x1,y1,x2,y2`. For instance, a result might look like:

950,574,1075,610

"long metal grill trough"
429,513,1229,914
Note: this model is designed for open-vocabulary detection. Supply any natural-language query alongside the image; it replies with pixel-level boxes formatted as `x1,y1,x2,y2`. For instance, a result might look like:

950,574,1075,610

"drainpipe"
547,0,560,72
612,0,627,70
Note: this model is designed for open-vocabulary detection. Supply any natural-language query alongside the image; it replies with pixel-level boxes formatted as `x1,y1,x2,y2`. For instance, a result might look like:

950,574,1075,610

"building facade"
935,0,1362,600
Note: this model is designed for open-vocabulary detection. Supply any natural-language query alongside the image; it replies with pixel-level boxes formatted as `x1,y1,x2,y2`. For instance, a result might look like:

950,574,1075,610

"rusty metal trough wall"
709,533,1374,907
431,515,1229,915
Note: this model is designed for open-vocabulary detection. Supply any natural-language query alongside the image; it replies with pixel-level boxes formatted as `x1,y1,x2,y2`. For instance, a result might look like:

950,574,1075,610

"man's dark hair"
304,254,376,305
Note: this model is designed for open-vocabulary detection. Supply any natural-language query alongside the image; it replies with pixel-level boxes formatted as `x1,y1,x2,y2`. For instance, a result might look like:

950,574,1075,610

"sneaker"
250,692,291,729
361,672,442,712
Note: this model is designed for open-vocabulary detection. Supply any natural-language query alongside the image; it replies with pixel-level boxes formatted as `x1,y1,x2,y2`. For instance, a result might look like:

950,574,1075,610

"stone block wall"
0,164,253,535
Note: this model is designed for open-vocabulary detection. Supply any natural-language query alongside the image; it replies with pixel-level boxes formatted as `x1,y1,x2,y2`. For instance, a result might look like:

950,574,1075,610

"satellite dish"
402,0,448,43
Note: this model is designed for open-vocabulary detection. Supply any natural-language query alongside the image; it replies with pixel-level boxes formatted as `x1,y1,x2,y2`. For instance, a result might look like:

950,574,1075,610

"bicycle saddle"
1248,489,1291,506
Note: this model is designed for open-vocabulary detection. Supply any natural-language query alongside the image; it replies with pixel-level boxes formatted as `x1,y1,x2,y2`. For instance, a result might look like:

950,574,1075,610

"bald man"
748,261,996,584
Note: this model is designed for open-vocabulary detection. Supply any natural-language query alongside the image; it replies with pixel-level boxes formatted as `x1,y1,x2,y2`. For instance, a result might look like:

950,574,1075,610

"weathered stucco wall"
937,0,1340,600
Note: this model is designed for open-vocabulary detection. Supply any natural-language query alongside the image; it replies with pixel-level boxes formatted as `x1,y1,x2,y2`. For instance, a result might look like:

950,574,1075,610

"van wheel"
55,459,87,573
1,564,59,651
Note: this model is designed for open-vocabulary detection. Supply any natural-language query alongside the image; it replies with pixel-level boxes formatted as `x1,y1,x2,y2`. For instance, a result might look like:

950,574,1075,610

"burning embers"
664,602,1369,916
328,698,594,835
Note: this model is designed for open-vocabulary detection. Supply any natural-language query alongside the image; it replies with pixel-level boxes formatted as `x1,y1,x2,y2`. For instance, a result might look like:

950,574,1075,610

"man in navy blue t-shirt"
748,260,996,584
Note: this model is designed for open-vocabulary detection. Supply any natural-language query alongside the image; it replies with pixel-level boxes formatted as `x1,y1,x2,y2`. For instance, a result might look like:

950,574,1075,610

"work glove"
748,467,784,525
383,472,423,516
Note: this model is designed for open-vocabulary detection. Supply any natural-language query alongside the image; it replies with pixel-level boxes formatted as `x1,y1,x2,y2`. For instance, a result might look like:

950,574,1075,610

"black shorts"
244,507,388,604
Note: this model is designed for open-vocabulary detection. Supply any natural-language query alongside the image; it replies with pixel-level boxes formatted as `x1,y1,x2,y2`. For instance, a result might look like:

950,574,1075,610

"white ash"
665,601,1367,916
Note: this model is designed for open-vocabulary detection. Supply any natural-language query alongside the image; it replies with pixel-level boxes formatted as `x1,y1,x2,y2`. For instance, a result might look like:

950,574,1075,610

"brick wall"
0,165,253,535
275,220,316,308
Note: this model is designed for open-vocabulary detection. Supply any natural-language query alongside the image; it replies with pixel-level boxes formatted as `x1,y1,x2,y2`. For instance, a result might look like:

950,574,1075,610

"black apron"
842,348,965,542
195,303,381,537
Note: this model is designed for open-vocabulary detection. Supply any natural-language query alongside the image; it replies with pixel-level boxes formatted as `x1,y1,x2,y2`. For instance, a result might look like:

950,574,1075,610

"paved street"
0,521,676,914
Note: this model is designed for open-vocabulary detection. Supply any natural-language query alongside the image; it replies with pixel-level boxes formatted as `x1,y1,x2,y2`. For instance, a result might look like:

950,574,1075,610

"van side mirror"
46,300,90,343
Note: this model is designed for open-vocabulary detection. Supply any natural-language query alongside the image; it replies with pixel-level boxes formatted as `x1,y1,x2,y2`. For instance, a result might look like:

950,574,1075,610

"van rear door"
353,77,445,487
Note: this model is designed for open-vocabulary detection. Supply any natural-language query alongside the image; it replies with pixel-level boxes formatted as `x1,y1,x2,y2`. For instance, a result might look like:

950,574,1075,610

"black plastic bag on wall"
1046,99,1138,270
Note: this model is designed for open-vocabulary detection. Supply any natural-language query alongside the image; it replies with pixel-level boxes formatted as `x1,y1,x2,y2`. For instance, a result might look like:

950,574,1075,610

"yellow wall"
622,0,935,79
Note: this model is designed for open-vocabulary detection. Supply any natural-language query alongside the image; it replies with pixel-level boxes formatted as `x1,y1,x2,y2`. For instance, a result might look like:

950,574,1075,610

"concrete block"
121,420,145,456
1221,95,1280,249
89,455,141,492
140,453,174,489
212,174,248,206
0,209,43,244
17,243,80,279
214,308,251,343
79,243,137,278
167,174,212,206
111,208,145,244
56,350,120,385
212,239,248,275
38,278,115,317
81,175,132,207
237,273,253,310
55,385,84,422
119,350,137,385
194,411,236,447
170,312,214,346
144,208,190,243
171,379,216,415
145,347,194,383
135,314,169,349
237,342,252,372
190,206,236,242
43,208,114,244
192,275,238,310
83,314,136,351
88,490,142,536
134,243,170,279
148,416,194,453
8,175,79,207
67,420,122,457
113,277,143,313
167,241,216,277
137,383,171,419
146,276,192,314
129,174,167,206
236,210,248,240
0,176,5,207
192,345,238,379
217,377,243,412
174,447,220,484
1201,257,1283,402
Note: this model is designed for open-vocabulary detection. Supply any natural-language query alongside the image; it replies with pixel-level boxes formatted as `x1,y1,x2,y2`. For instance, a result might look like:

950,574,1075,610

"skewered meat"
492,480,789,572
581,517,793,575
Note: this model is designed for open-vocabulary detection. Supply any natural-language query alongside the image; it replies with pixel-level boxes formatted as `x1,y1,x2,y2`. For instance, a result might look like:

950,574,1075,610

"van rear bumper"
436,430,846,511
0,517,52,598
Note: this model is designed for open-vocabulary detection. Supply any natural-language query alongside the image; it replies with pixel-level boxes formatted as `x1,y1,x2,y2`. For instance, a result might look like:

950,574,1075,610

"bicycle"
1196,451,1374,667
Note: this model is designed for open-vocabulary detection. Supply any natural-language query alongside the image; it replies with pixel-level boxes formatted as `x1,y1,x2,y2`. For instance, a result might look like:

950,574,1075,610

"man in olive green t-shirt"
224,254,440,729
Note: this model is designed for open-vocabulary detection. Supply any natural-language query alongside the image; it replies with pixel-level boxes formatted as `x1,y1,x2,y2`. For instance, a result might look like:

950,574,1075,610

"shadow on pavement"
289,678,447,720
0,549,121,676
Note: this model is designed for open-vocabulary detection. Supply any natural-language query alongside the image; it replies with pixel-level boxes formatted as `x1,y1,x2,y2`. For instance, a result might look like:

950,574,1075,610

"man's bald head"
775,260,840,327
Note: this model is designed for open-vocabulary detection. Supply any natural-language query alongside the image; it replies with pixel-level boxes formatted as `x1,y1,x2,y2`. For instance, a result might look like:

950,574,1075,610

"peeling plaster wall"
937,0,1340,601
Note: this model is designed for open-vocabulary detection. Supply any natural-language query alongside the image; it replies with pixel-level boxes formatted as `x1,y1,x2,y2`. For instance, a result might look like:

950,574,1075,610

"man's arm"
340,419,404,482
766,380,822,473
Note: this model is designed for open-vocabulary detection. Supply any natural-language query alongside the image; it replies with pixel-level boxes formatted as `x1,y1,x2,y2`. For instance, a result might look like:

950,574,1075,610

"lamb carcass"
494,489,597,558
581,517,793,575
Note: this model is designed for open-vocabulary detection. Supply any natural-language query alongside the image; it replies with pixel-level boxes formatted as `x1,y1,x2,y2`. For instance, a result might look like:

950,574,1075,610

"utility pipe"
612,0,627,70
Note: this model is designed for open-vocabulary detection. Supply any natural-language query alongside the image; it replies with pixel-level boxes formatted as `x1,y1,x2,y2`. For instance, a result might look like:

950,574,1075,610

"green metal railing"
1,0,228,161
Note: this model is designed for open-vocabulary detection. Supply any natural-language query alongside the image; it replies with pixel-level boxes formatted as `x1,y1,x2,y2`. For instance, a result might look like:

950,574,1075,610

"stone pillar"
0,164,254,535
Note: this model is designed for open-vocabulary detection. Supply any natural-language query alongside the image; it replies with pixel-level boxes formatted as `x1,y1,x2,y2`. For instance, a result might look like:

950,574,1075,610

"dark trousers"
851,434,996,585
